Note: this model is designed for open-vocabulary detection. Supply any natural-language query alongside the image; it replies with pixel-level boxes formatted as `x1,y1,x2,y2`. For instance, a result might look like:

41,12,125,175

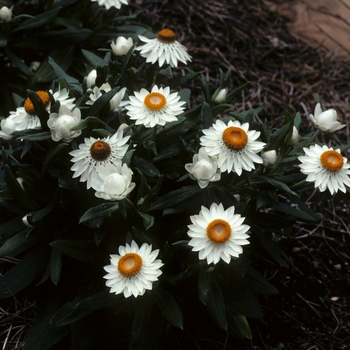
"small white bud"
111,37,134,56
213,88,227,104
0,6,12,23
290,126,299,145
262,150,277,167
86,69,97,88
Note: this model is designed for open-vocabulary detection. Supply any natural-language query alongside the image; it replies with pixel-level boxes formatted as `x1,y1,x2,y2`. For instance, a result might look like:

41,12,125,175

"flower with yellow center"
200,119,266,175
136,28,192,67
298,144,350,194
187,203,250,264
69,125,130,189
125,85,185,128
103,241,163,298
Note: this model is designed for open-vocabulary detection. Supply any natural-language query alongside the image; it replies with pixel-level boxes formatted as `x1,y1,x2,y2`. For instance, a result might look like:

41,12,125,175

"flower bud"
213,88,227,104
262,150,277,167
309,103,345,133
86,69,97,88
111,37,134,56
0,6,12,23
290,126,299,145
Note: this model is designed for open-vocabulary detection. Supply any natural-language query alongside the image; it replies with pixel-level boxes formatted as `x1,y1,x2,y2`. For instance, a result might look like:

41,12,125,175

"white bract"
185,147,221,188
309,103,346,132
111,36,133,56
298,144,350,194
200,119,266,175
187,202,250,264
48,105,82,142
103,241,163,298
86,69,97,88
136,28,191,67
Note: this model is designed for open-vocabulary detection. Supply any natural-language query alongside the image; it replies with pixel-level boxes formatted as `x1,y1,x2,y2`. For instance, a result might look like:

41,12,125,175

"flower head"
213,88,228,104
187,203,250,264
262,150,277,167
136,28,192,67
185,147,221,188
47,105,82,142
69,126,130,189
111,36,133,56
298,144,350,194
125,85,185,128
94,163,135,200
0,6,12,22
103,241,163,298
309,103,346,132
200,119,265,175
90,0,128,10
0,117,16,140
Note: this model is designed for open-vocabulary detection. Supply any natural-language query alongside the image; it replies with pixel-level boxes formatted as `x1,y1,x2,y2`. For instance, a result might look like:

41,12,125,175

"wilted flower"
309,103,346,132
94,163,135,201
0,6,12,22
213,88,227,104
185,147,221,188
48,105,82,142
90,0,128,10
262,150,277,167
111,36,133,56
103,241,163,298
136,28,192,67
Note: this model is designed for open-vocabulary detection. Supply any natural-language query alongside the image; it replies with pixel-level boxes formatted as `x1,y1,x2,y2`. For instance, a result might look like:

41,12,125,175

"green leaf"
42,143,69,175
0,244,49,299
5,47,33,75
153,288,183,329
169,70,201,89
245,267,279,295
70,116,115,133
266,121,293,150
271,202,319,222
49,240,97,262
225,81,250,102
134,156,160,178
82,49,107,68
261,176,297,196
227,312,252,339
13,130,51,141
0,217,26,239
201,101,213,129
138,211,154,230
50,248,62,286
79,202,120,228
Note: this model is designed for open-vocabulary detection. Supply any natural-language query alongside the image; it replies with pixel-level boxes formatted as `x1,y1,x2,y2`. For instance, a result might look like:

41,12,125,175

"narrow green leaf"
49,240,96,262
70,116,115,133
79,202,119,228
227,312,252,339
42,143,69,175
134,156,160,178
245,267,279,295
5,47,32,75
138,211,154,230
201,101,213,129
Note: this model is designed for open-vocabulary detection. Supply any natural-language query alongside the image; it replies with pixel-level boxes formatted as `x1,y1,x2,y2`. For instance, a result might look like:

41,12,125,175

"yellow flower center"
222,126,248,151
320,150,343,172
144,92,166,111
157,28,176,44
206,219,232,244
118,253,143,277
24,91,50,115
90,140,111,161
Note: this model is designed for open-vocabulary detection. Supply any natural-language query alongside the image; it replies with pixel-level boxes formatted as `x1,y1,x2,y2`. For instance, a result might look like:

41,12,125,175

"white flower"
86,69,97,88
136,28,192,67
69,126,130,189
200,119,266,175
47,105,81,142
94,163,135,200
187,203,250,264
262,150,277,167
90,0,128,10
290,126,299,145
111,36,133,56
185,147,221,189
86,83,127,112
298,144,350,195
125,85,185,128
51,87,76,110
0,6,12,22
309,103,346,133
103,241,163,298
213,88,227,104
0,117,16,139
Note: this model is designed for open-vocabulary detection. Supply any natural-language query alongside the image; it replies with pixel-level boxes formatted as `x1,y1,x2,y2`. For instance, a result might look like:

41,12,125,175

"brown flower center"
90,140,111,161
157,28,176,44
144,92,166,111
118,253,143,277
206,219,232,244
24,91,50,115
222,126,248,151
320,150,343,172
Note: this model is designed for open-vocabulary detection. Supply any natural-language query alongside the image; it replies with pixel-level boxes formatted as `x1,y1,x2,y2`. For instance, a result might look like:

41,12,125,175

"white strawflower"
90,0,128,10
111,36,133,56
298,144,350,194
0,6,12,22
185,147,221,189
262,150,277,167
125,85,185,128
200,119,266,175
309,103,346,133
0,117,16,140
136,28,192,67
69,126,130,189
187,203,250,264
213,88,227,104
47,105,82,142
94,163,135,200
103,241,163,298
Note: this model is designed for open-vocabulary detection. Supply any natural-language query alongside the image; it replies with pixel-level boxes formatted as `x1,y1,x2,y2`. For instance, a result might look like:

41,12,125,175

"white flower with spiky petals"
103,241,163,298
309,103,346,133
298,144,350,194
47,105,82,142
136,28,192,67
125,85,185,128
94,163,135,200
187,203,250,264
90,0,128,10
69,126,130,189
51,87,76,110
200,119,266,175
185,147,221,189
